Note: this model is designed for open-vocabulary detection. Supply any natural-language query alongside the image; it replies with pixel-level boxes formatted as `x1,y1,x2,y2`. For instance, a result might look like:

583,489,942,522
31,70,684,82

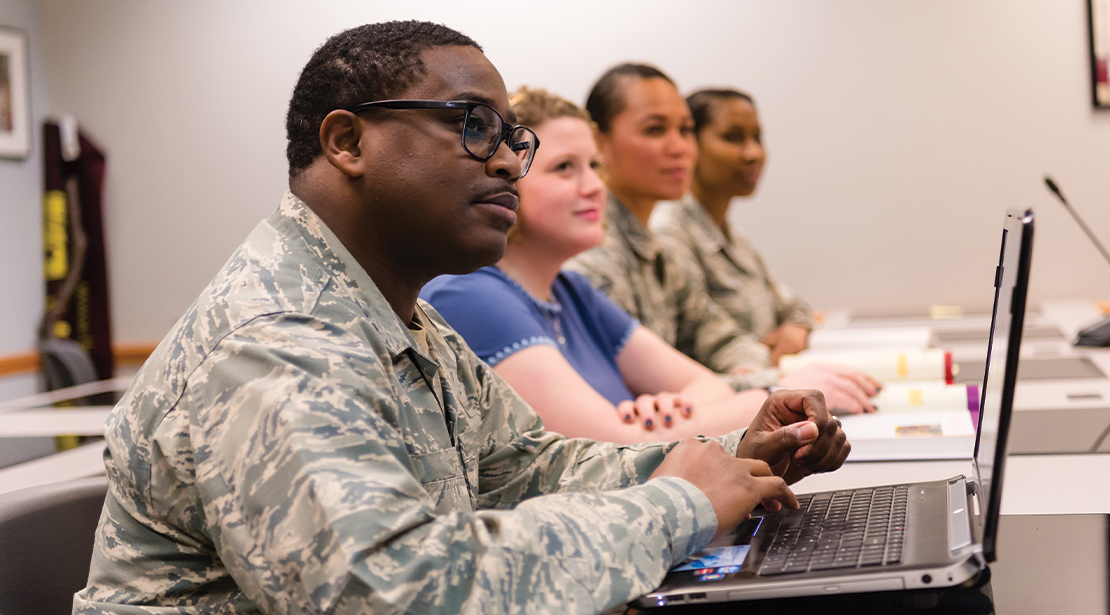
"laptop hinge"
948,479,973,553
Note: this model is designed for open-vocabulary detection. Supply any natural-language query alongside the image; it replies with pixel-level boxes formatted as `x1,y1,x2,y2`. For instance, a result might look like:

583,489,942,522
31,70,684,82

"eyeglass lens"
463,104,537,176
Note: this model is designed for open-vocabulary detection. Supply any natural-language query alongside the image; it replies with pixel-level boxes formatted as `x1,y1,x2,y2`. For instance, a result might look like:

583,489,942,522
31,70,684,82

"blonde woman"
422,87,774,442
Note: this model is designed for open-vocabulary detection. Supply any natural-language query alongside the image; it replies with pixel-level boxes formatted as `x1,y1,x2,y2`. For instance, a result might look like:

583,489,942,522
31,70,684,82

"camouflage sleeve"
460,342,748,502
736,240,814,331
665,242,771,374
184,319,737,614
562,249,637,319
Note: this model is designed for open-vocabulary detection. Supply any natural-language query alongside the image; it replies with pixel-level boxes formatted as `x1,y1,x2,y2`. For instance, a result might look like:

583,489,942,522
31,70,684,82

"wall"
0,0,46,392
0,0,52,464
38,0,1110,343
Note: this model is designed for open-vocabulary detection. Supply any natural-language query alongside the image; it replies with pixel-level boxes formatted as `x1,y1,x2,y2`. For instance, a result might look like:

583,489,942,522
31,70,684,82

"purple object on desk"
967,384,980,428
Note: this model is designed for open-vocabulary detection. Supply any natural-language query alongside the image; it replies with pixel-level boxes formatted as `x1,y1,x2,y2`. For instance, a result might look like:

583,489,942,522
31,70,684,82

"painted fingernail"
664,415,673,424
644,419,654,428
623,413,633,421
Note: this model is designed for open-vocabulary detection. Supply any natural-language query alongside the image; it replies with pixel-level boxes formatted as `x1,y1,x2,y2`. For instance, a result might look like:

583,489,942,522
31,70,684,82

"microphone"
1044,176,1110,268
1044,175,1110,346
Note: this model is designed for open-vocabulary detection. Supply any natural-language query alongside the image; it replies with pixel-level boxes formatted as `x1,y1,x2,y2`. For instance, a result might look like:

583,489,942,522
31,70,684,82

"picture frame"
0,26,30,159
1090,0,1110,109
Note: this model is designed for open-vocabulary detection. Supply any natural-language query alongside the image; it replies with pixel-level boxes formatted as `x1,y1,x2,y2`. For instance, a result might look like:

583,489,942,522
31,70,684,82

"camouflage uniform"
73,193,742,615
651,194,814,341
565,193,778,390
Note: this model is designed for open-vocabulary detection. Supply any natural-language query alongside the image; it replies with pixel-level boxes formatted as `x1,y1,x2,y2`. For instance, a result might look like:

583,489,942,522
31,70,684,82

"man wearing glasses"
75,21,848,614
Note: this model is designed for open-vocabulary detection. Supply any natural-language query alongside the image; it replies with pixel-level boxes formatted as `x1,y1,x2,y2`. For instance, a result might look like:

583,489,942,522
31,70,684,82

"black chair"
0,476,108,615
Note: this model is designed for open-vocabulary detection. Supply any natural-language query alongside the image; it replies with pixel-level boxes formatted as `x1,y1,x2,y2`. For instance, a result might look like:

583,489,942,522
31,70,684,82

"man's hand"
617,393,693,430
777,364,880,414
650,439,799,541
736,389,850,485
762,323,809,367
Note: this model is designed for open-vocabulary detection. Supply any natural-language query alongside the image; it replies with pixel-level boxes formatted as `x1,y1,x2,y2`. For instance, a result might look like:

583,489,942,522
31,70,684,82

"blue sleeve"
560,271,638,358
420,271,558,366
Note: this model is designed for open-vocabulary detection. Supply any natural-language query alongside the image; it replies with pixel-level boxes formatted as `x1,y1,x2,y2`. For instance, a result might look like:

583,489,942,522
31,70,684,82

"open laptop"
636,208,1033,608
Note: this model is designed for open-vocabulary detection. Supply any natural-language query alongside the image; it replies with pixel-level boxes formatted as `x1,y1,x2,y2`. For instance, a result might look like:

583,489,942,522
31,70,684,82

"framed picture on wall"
1091,0,1110,109
0,26,30,159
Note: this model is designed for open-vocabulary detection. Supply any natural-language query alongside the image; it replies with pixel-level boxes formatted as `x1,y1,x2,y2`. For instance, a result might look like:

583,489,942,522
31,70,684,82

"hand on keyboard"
649,439,800,542
735,389,851,485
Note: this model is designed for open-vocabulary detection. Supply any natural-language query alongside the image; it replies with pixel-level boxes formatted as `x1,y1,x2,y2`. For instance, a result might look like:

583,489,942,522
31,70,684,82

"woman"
651,89,812,367
422,87,771,442
565,64,878,413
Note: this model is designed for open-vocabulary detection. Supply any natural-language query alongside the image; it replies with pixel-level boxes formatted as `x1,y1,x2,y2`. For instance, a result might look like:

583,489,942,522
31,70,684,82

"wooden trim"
0,341,160,377
0,351,40,377
112,342,158,366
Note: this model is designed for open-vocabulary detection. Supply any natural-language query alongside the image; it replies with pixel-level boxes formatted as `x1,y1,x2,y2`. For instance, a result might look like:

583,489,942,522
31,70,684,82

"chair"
0,476,108,615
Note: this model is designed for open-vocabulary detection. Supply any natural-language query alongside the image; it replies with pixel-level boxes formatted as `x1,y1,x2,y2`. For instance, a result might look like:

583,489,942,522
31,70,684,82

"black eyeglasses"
348,99,540,178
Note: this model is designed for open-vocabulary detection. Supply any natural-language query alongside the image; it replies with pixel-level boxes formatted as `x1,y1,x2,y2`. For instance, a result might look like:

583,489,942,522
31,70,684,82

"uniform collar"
681,193,730,255
269,192,431,363
605,192,661,262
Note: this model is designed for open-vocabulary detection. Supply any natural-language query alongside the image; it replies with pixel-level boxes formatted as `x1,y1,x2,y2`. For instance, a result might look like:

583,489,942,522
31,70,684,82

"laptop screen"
974,208,1033,561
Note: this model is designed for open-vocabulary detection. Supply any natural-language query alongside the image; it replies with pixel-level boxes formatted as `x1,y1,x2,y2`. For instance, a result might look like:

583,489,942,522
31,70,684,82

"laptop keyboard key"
757,483,916,576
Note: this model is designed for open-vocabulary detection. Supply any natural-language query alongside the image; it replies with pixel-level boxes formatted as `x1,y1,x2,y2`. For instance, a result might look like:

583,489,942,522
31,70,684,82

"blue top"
421,267,638,405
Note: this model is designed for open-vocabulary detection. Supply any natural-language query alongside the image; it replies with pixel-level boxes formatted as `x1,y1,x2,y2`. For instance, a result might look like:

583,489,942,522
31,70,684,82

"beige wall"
38,0,1110,342
0,0,47,356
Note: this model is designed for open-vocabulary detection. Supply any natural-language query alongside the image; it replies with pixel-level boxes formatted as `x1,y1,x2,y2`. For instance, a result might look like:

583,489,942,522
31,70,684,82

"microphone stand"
1044,176,1110,346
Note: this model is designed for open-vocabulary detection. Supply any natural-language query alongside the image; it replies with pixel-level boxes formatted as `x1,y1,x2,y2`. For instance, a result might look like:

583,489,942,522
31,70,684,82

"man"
74,21,849,614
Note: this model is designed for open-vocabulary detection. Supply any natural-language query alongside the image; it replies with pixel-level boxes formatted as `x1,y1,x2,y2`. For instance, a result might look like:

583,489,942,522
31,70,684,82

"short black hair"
285,21,481,177
584,63,676,134
686,89,755,136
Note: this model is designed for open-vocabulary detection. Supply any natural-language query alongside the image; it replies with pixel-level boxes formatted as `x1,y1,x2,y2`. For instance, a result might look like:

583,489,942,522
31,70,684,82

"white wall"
38,0,1110,342
0,0,53,463
0,0,46,356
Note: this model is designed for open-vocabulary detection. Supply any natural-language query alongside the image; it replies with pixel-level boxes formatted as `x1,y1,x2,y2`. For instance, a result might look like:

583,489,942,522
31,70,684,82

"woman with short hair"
566,65,878,414
651,88,814,366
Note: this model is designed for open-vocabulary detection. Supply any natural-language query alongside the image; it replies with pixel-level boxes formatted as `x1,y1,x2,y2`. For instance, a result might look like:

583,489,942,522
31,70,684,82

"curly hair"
686,88,755,136
285,21,481,177
509,85,591,129
584,63,675,134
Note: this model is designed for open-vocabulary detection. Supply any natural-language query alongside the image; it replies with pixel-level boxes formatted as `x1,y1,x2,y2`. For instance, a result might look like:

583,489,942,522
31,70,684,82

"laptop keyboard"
759,485,909,575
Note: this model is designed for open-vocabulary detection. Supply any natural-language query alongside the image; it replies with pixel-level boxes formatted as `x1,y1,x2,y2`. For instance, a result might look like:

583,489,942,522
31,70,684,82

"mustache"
472,184,519,200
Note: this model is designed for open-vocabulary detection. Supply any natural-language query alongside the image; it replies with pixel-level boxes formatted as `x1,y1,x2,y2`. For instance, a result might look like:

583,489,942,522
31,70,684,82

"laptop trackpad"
671,517,761,573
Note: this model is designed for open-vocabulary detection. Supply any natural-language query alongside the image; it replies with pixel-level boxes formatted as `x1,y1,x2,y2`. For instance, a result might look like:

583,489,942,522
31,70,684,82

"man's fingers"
797,423,848,469
745,459,773,477
757,421,820,462
833,441,852,470
757,475,799,511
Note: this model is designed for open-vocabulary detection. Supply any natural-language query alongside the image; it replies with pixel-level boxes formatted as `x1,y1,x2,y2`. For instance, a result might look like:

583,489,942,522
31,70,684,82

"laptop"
636,208,1034,608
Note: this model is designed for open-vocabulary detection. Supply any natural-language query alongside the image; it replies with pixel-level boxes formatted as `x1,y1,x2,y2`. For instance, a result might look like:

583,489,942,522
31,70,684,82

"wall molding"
0,342,159,377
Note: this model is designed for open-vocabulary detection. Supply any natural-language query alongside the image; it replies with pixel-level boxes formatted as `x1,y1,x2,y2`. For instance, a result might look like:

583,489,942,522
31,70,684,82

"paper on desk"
839,411,974,439
838,410,976,461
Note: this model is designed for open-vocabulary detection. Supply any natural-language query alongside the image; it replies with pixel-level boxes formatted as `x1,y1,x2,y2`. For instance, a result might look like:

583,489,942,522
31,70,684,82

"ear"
319,110,367,178
592,124,613,167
